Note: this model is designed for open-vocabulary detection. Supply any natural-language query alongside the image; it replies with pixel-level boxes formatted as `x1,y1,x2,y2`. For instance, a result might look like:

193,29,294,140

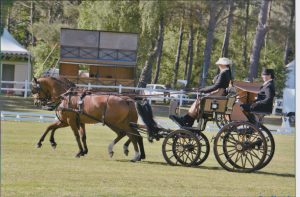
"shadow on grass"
115,159,295,178
115,159,170,166
255,170,295,178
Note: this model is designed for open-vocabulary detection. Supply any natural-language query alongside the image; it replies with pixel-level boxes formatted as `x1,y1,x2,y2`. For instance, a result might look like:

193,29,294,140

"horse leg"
79,123,88,155
136,133,145,160
127,128,145,160
49,122,68,149
128,135,140,162
123,139,131,156
107,130,126,158
122,126,140,162
49,128,58,149
69,120,84,158
37,121,66,148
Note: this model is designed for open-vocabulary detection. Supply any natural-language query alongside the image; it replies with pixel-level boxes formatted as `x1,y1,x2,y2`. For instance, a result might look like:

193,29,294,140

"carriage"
130,82,275,173
32,76,275,173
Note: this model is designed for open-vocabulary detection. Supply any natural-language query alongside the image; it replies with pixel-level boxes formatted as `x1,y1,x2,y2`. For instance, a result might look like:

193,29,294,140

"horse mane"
39,76,75,90
52,77,76,88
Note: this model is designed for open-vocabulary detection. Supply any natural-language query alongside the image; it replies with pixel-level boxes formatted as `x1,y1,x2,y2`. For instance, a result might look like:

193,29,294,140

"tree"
221,0,234,57
283,0,295,64
172,19,184,88
0,0,14,34
152,16,165,84
137,42,159,87
248,0,271,81
199,0,225,87
185,22,194,88
242,0,250,68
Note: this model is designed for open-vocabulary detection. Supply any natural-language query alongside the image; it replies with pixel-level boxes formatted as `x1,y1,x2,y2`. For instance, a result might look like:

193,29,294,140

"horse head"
31,77,58,109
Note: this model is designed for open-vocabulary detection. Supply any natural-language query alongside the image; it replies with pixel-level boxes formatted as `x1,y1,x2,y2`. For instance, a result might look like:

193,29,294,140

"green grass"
1,121,295,197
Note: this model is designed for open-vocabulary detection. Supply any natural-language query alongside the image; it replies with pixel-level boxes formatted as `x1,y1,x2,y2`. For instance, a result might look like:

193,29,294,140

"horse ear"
33,77,38,84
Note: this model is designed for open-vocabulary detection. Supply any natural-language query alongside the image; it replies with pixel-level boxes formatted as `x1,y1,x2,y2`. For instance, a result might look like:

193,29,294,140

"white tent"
1,28,29,55
0,28,31,95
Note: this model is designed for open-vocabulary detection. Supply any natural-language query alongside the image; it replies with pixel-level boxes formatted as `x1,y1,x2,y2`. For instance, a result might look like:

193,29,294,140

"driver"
240,68,275,122
170,57,233,127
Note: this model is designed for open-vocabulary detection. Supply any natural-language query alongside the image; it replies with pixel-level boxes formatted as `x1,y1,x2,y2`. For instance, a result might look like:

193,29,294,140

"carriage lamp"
211,100,219,110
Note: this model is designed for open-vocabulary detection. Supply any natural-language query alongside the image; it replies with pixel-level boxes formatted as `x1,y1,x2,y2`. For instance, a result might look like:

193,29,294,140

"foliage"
3,0,295,96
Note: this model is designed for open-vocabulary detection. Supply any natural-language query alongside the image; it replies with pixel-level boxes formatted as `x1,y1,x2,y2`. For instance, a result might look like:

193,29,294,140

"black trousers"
240,104,256,123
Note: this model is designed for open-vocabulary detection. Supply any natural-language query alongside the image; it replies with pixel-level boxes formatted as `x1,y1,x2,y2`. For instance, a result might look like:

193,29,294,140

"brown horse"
31,77,145,161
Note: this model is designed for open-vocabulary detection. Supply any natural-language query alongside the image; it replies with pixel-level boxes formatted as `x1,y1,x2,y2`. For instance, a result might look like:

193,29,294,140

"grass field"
1,121,295,197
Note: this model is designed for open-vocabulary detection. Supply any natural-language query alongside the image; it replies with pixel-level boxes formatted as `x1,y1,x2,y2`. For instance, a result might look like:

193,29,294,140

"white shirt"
263,79,273,86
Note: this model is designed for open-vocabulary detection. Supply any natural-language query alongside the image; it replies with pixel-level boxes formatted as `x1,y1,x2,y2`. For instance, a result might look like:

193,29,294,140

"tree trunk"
221,0,234,58
248,0,271,82
184,43,190,80
191,30,201,83
172,20,184,88
263,0,272,61
152,17,164,84
284,0,295,65
186,23,194,88
6,7,11,32
30,1,35,46
138,36,160,88
242,0,250,68
199,1,218,87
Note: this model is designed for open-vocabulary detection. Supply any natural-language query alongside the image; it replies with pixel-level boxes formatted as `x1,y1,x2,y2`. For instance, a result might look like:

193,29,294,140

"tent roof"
1,28,29,55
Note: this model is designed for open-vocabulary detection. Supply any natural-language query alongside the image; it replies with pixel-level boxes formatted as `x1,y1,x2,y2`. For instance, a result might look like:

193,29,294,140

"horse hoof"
109,151,114,158
36,143,42,148
124,150,129,156
75,154,81,158
75,151,84,158
140,155,146,160
130,159,136,163
50,142,57,149
83,149,88,155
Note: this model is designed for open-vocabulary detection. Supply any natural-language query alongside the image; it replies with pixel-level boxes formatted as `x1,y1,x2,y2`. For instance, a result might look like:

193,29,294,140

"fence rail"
1,80,196,106
1,111,58,122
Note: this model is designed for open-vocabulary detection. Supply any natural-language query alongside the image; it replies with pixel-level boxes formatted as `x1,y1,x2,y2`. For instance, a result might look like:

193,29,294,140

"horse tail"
136,100,159,136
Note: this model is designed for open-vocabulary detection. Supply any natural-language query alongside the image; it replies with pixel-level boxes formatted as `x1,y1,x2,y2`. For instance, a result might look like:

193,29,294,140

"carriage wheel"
256,125,275,170
215,113,230,129
162,130,201,166
213,121,267,173
192,132,210,166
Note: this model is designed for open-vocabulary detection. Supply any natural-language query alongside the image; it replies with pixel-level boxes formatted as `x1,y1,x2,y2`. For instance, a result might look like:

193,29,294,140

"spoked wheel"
256,125,275,170
215,113,230,129
213,121,267,173
162,130,201,166
193,132,210,166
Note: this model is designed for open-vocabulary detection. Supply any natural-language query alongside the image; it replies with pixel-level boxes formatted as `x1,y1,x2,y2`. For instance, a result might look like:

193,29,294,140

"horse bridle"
32,78,57,108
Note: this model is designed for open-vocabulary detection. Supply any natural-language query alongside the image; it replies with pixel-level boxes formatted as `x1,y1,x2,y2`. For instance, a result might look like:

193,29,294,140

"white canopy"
1,28,29,55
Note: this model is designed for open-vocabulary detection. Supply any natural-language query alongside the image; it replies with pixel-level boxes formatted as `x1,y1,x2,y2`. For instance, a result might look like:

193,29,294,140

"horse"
31,77,145,161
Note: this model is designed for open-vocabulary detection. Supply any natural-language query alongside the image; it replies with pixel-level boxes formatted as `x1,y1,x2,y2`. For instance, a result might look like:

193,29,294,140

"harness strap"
102,95,110,126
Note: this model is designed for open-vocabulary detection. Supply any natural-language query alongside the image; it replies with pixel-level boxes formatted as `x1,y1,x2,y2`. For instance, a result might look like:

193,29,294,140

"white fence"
1,80,31,98
1,111,57,122
0,80,196,106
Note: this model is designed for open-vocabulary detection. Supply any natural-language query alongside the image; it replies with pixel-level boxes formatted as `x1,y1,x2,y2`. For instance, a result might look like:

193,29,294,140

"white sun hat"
215,57,232,65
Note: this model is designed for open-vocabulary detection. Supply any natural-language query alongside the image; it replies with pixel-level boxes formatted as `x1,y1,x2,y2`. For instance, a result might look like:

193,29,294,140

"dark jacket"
200,69,231,95
250,79,275,113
